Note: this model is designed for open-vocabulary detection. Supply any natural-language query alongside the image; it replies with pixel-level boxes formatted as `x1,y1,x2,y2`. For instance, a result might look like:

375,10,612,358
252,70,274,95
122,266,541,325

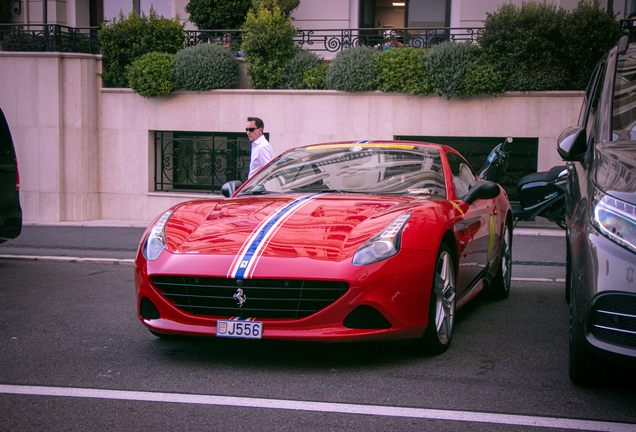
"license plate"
216,320,263,339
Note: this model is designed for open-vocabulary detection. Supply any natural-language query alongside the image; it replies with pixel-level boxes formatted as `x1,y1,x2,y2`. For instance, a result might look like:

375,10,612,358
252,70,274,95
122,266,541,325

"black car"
0,107,22,243
557,34,636,385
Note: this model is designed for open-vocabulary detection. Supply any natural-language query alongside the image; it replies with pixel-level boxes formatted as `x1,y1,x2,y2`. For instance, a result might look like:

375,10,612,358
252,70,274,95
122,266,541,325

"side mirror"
221,180,243,197
463,181,500,205
557,126,587,161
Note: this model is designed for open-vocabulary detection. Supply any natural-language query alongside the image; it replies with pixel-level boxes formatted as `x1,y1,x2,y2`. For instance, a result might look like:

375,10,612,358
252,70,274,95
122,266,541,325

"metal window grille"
154,131,259,193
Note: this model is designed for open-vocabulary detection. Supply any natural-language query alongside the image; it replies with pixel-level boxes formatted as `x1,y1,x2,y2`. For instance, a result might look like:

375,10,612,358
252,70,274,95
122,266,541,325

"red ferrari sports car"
135,141,513,353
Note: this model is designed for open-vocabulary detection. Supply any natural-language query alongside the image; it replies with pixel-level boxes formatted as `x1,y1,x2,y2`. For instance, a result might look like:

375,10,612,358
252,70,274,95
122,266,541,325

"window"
446,152,477,200
154,131,261,193
104,0,171,22
576,59,607,146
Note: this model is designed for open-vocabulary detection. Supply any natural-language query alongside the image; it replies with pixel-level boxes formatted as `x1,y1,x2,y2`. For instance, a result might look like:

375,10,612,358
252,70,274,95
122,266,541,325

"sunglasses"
245,127,259,132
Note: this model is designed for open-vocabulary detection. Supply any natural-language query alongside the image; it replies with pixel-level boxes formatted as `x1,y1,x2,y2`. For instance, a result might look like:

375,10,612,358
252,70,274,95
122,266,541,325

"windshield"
238,143,446,197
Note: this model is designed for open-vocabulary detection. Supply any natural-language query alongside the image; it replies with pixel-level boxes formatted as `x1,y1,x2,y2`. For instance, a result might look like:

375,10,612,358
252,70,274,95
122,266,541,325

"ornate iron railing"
185,27,483,53
295,27,483,52
0,24,480,55
0,24,99,54
154,131,253,193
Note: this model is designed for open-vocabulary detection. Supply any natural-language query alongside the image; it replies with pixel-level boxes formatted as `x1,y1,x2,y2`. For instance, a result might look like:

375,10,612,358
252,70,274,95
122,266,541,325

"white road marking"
0,385,631,431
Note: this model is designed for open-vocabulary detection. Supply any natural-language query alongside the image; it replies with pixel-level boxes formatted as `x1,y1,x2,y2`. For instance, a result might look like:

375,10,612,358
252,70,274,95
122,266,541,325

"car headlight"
142,211,173,261
592,191,636,254
353,214,411,266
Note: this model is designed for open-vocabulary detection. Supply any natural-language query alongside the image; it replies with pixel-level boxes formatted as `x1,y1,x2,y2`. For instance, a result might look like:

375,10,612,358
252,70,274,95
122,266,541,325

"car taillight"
15,157,19,191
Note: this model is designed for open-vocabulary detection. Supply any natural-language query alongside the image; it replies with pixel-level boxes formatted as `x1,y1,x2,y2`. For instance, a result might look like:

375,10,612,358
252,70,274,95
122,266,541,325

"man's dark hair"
247,117,264,130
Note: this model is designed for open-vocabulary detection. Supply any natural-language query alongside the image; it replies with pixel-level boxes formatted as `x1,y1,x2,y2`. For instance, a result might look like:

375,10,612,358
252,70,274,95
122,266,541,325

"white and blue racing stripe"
228,194,321,279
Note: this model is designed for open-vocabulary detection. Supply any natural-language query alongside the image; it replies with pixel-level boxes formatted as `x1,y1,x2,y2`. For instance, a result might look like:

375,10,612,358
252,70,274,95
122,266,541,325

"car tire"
488,219,512,300
568,290,611,385
417,243,456,354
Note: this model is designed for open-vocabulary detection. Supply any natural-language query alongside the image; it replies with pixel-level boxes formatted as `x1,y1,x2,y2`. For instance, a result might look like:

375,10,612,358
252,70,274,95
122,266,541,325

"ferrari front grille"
590,293,636,349
150,276,349,320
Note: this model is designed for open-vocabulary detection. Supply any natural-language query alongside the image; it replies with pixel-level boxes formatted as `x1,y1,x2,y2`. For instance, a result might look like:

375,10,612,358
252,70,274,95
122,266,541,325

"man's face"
246,120,263,142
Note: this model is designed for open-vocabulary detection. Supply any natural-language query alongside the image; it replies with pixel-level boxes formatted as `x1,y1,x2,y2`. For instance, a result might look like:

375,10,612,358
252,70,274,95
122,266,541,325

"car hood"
165,193,428,261
594,141,636,205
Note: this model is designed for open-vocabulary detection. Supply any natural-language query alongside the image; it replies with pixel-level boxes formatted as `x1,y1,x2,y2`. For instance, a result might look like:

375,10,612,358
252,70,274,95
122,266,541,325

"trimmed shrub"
375,47,433,95
479,2,569,91
241,4,296,89
301,63,328,90
563,0,622,90
127,52,176,97
326,45,378,92
284,49,323,89
425,41,480,98
1,32,41,51
174,43,239,90
98,8,185,88
1,30,94,53
504,64,568,92
460,61,507,97
253,0,300,16
185,0,252,30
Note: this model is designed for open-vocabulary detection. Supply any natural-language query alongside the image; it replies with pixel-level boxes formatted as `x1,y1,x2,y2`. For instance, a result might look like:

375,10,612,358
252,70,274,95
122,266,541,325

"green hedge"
426,41,478,98
241,4,296,89
375,47,433,95
127,52,176,97
479,0,621,91
173,43,239,90
326,45,378,92
98,8,185,88
185,0,252,30
284,49,325,89
563,0,623,89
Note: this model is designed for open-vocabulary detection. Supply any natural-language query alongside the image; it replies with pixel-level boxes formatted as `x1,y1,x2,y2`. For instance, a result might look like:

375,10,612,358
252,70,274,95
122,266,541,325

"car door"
447,152,493,298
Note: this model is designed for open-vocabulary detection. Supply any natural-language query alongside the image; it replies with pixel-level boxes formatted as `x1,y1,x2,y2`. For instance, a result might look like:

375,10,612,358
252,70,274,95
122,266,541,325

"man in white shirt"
246,117,274,178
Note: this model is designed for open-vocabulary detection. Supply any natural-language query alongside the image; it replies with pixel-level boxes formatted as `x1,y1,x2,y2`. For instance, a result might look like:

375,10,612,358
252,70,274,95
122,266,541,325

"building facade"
4,0,632,28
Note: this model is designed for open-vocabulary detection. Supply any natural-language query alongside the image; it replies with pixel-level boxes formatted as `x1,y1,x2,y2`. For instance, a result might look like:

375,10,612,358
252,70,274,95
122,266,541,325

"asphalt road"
0,225,635,431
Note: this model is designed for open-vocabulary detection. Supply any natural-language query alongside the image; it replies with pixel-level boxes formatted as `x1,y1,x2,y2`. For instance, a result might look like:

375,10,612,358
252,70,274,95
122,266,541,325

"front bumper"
135,248,436,342
573,227,636,363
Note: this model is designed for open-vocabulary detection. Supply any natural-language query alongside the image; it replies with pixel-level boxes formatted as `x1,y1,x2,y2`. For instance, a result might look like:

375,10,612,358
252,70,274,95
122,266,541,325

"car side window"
611,48,636,141
579,62,607,146
446,152,477,200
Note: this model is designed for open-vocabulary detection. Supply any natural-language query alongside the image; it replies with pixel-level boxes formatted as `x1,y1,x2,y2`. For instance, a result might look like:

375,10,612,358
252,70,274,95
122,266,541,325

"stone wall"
0,52,584,223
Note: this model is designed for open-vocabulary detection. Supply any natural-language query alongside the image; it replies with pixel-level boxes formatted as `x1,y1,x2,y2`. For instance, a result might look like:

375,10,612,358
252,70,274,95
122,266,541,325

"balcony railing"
187,27,484,53
0,24,99,54
0,24,482,55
